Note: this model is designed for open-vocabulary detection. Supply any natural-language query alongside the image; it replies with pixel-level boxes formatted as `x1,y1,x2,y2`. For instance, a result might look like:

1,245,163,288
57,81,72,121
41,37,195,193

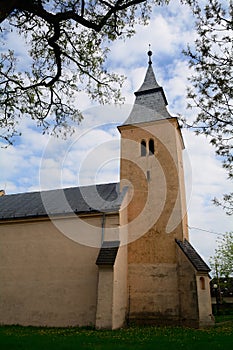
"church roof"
0,182,125,220
176,239,211,273
122,51,173,126
136,64,161,93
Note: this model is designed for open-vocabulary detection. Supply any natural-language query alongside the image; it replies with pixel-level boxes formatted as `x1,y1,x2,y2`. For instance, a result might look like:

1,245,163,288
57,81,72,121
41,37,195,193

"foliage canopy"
183,0,233,213
0,1,232,212
0,0,169,144
210,231,233,278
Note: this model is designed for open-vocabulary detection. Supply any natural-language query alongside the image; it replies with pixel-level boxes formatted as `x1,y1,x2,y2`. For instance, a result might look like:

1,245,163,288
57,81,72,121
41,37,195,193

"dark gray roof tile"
96,241,120,266
136,64,160,92
0,183,126,220
176,239,211,272
122,63,172,126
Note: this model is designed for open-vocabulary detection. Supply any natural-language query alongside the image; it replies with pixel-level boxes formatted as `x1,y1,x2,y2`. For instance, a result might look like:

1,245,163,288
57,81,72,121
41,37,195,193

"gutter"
101,212,106,245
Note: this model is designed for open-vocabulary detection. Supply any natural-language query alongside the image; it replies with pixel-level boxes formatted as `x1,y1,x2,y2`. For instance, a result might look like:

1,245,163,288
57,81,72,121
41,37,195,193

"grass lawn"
0,318,232,350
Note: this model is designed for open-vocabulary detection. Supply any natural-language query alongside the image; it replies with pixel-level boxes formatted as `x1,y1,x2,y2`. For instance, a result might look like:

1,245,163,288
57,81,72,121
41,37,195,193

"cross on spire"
147,44,152,65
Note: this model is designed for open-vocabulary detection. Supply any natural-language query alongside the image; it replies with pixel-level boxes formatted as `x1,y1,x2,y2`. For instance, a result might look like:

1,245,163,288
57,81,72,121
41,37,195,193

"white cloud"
182,129,232,264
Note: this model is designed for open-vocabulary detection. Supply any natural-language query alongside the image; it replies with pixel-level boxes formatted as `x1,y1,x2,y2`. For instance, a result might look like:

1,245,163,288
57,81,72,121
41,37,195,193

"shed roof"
96,240,120,266
176,239,211,272
0,182,126,220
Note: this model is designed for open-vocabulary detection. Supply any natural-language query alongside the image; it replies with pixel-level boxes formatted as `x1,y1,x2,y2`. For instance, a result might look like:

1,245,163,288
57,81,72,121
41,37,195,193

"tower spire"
121,47,172,125
148,44,152,65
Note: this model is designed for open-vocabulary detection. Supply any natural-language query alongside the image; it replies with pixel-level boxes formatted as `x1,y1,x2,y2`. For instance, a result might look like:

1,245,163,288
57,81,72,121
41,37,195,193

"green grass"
0,320,233,350
215,314,233,323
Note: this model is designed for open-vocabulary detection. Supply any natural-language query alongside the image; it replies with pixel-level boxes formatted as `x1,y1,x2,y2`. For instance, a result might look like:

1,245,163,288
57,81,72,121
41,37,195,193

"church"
0,51,214,329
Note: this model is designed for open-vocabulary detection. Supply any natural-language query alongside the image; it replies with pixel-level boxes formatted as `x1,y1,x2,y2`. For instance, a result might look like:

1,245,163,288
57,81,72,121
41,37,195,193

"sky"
0,0,232,267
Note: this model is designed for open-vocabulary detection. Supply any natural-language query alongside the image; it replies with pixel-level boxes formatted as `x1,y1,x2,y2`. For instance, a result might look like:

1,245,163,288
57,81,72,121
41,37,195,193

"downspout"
101,212,106,245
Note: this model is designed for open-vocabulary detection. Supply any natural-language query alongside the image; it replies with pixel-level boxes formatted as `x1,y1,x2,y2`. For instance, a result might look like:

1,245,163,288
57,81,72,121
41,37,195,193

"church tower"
118,50,213,327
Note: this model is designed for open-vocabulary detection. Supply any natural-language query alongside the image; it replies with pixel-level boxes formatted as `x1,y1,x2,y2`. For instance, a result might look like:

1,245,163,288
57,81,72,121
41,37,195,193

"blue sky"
0,0,232,266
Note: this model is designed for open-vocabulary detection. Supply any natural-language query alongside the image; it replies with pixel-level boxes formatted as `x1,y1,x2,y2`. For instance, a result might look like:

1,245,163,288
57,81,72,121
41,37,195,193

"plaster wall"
119,118,187,246
0,213,119,327
128,263,179,324
95,244,128,330
96,210,128,330
112,244,128,329
176,246,200,327
119,118,189,324
95,267,114,329
196,275,214,327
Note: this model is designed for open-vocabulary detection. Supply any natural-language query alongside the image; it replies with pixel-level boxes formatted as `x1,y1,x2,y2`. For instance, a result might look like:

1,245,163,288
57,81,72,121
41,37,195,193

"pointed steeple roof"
122,49,172,126
136,61,160,93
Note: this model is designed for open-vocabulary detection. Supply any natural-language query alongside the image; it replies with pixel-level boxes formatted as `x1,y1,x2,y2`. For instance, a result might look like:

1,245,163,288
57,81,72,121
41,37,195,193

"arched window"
141,140,147,157
149,139,155,155
200,277,205,290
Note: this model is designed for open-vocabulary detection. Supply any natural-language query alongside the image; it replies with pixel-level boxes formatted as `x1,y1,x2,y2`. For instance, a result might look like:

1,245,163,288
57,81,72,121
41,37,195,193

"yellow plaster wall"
119,119,188,246
119,118,191,324
176,245,199,327
112,244,128,329
176,246,214,327
0,213,119,327
196,275,214,327
95,267,114,329
95,244,128,330
128,263,179,324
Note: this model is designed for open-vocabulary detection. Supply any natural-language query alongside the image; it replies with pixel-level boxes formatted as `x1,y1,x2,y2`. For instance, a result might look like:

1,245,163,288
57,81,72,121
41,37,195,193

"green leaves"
0,0,167,145
210,231,233,278
183,0,233,214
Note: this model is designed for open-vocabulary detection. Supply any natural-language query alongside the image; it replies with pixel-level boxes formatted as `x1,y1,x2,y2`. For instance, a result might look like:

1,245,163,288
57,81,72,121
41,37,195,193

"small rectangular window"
149,139,154,155
141,140,147,157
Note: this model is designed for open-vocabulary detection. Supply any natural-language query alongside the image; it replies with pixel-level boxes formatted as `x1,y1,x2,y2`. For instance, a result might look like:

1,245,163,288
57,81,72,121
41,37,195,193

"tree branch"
0,0,18,23
46,23,62,87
